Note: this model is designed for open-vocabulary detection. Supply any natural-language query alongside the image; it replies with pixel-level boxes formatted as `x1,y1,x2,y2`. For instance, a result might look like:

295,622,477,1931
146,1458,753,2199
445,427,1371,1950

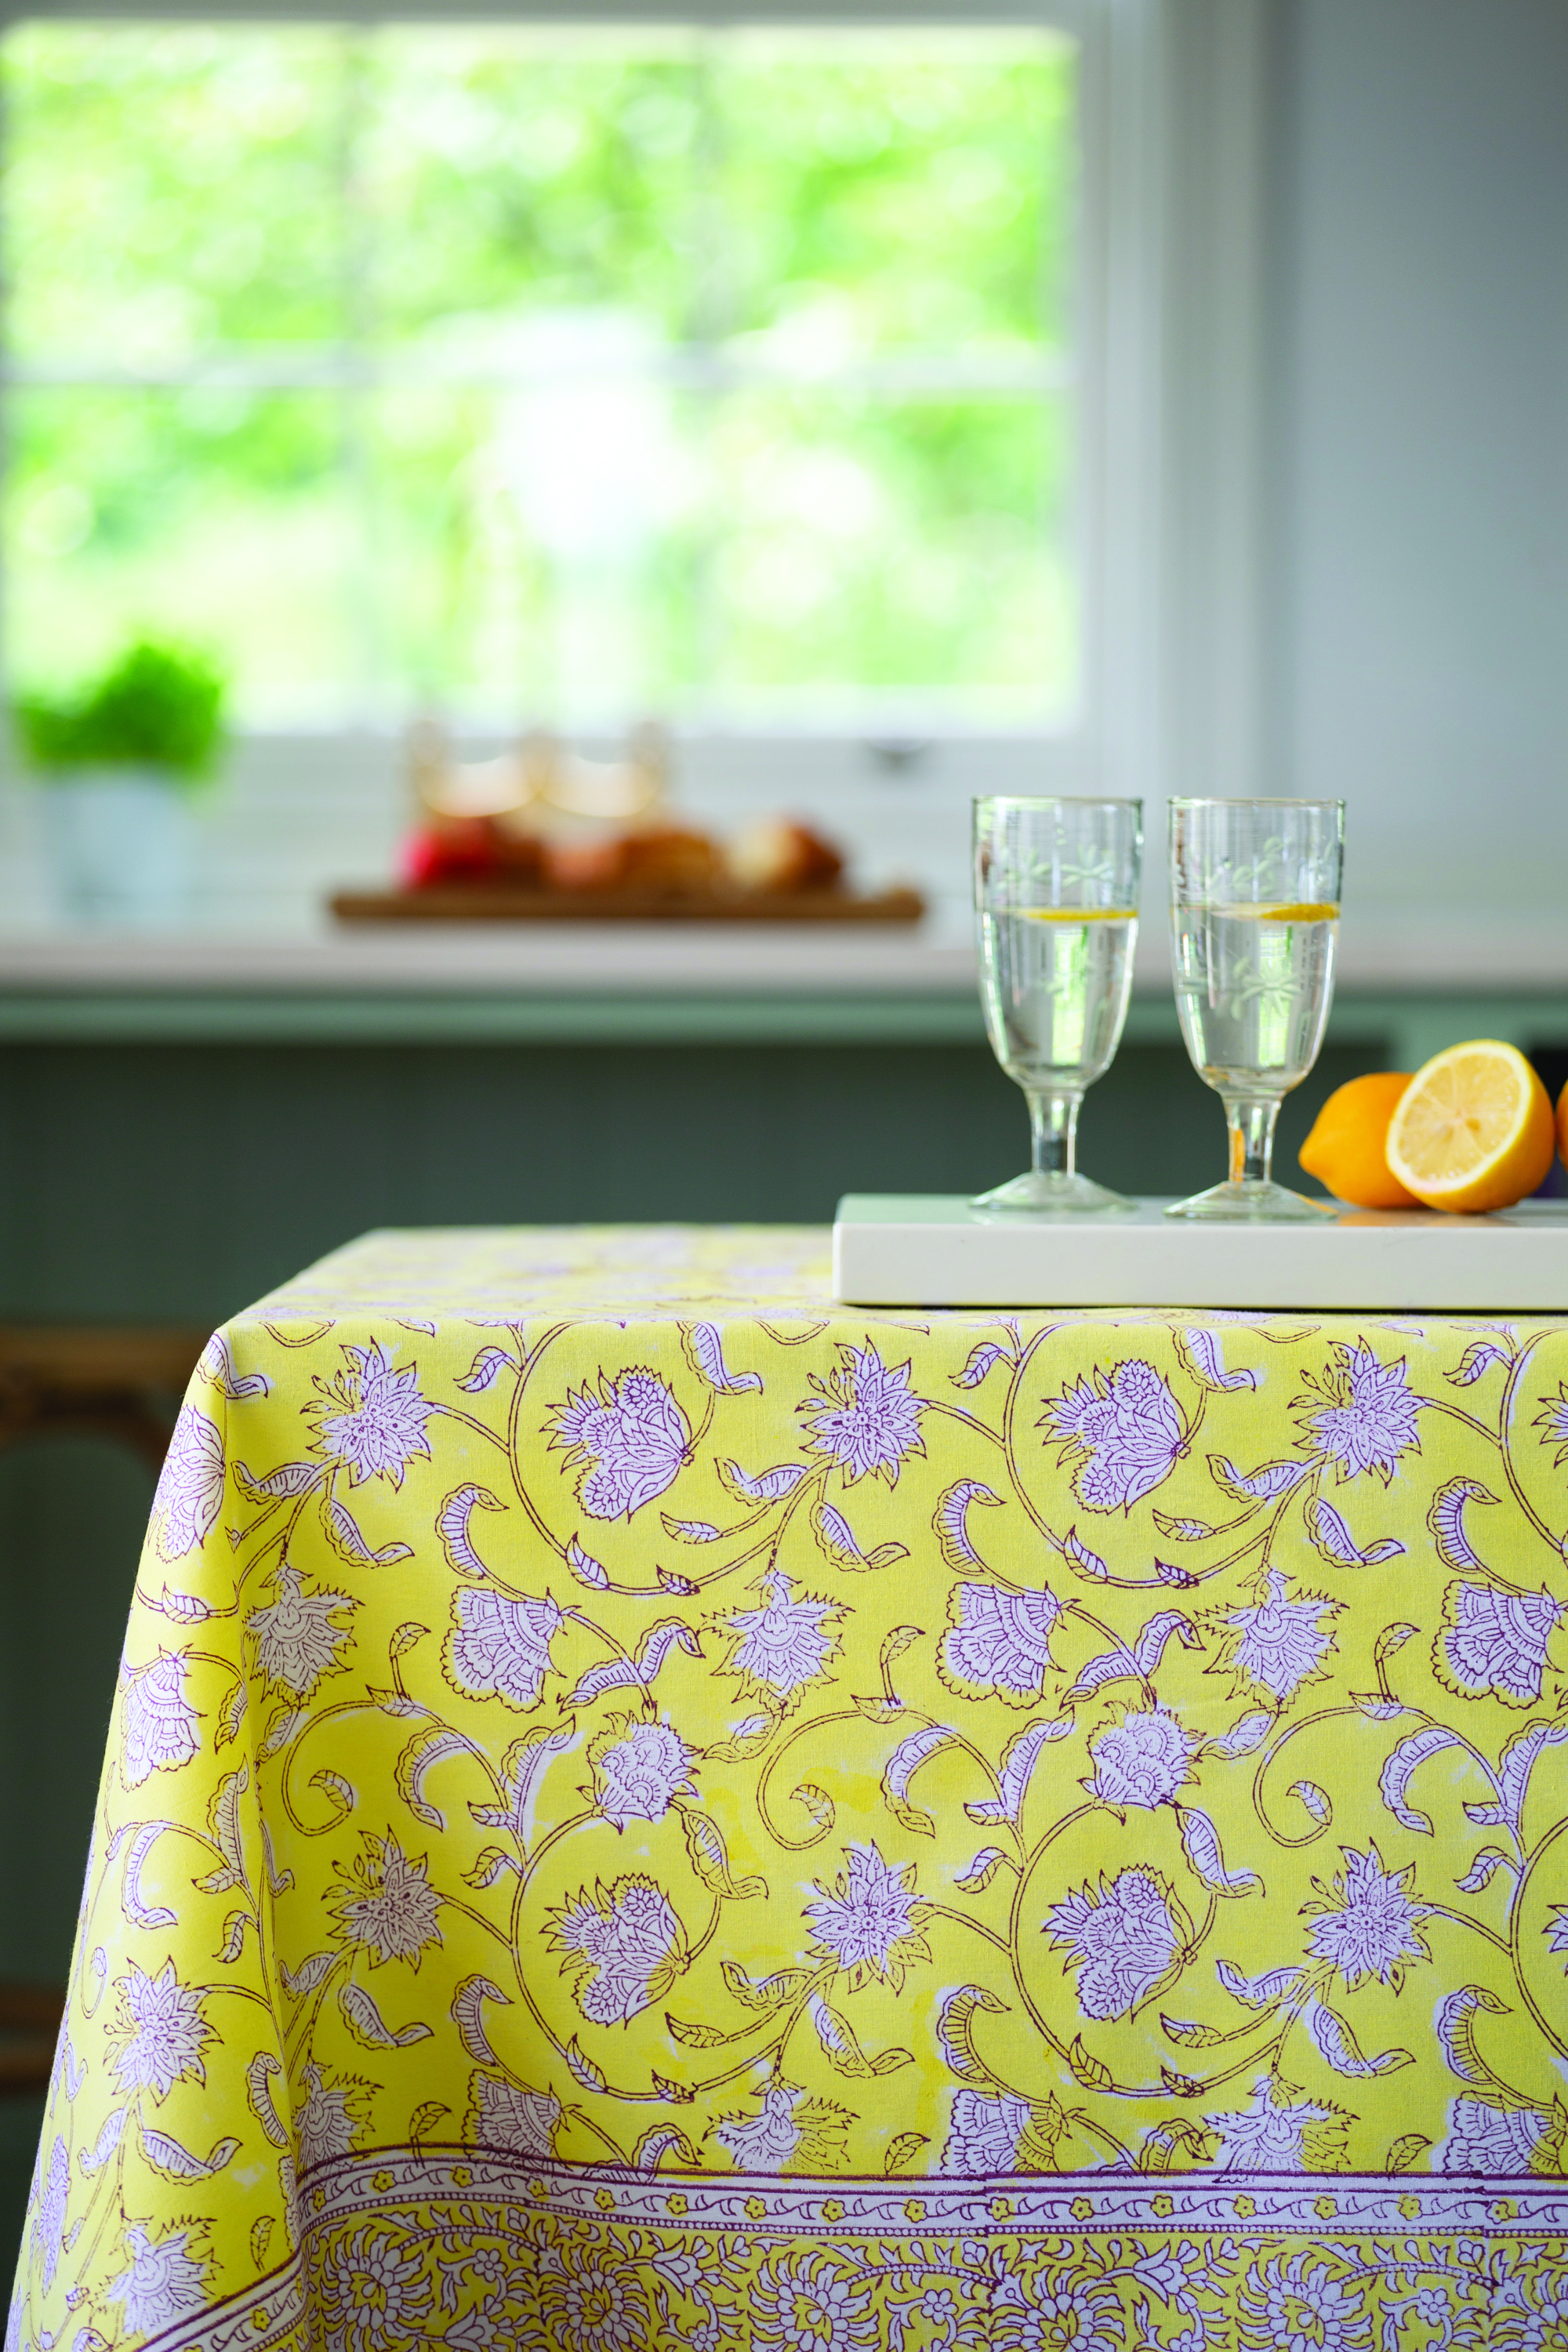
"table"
9,1227,1568,2350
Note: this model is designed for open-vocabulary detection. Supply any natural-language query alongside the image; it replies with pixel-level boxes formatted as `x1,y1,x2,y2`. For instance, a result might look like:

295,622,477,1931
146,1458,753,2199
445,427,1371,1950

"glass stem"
1226,1097,1279,1188
1029,1092,1081,1180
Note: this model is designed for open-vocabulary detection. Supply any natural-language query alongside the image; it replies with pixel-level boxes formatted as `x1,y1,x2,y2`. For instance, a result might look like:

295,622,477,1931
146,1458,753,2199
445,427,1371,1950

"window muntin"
3,20,1079,731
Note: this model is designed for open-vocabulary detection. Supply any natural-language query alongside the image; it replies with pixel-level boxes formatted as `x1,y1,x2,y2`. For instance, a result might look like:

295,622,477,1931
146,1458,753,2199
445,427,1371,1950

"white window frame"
0,0,1270,929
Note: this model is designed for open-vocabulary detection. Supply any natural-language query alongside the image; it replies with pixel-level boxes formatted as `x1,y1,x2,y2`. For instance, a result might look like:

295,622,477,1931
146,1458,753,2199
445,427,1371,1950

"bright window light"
2,21,1079,733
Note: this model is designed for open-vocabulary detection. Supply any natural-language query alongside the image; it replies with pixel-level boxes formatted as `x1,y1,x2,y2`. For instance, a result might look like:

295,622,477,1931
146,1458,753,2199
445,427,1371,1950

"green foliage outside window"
2,24,1077,726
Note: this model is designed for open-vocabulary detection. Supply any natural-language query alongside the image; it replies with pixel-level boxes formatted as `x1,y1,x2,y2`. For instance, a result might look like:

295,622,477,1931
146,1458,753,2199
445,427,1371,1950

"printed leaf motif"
666,2014,729,2049
661,1517,724,1544
339,1981,434,2050
1160,2015,1231,2049
953,1343,1010,1389
396,1726,473,1832
567,1537,610,1589
1178,1328,1260,1391
1208,1454,1308,1503
682,1809,765,1900
702,1711,777,1765
78,2109,127,2176
216,1911,252,1964
808,1994,909,2079
1062,1528,1109,1583
562,1618,701,1708
1291,1780,1331,1824
1306,1496,1406,1569
1207,1712,1274,1761
1153,1513,1220,1543
1134,1610,1202,1675
1455,1849,1515,1893
811,1501,906,1573
966,1716,1073,1825
117,1824,177,1931
883,1723,960,1836
200,1331,270,1401
1450,1342,1510,1388
936,1984,1007,2083
719,1459,807,1504
234,1460,321,1504
1436,1986,1510,2086
140,2127,239,2180
1307,1999,1411,2078
954,1847,1013,1890
1216,1959,1301,2009
634,2128,698,2170
452,1976,511,2067
246,2054,287,2149
884,2132,928,2172
324,1494,412,1569
1387,2132,1432,2173
458,1345,516,1394
682,1322,763,1395
720,1963,812,2013
279,1952,336,2000
1427,1479,1497,1572
410,2101,450,2144
565,2038,607,2094
935,1480,1002,1570
1380,1725,1463,1835
150,1586,215,1624
437,1485,504,1577
1496,1720,1568,1833
1179,1809,1261,1896
1068,2037,1113,2092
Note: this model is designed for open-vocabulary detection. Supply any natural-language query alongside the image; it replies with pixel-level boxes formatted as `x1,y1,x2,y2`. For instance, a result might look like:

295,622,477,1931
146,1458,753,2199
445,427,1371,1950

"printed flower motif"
297,2062,372,2172
248,1563,357,1700
467,2073,561,2158
1441,2097,1550,2173
546,1875,688,2025
151,1403,226,1559
538,2245,652,2352
993,2273,1123,2352
1209,1569,1339,1706
1548,1907,1568,1967
121,1650,201,1786
105,1959,213,2100
751,2253,880,2352
108,2223,209,2339
307,1340,432,1487
1236,2252,1369,2352
328,1834,442,1969
1083,1708,1197,1809
1206,2076,1348,2172
446,1587,562,1711
799,1344,927,1486
1040,1359,1183,1511
720,1572,841,1708
942,1580,1060,1704
590,1717,696,1830
714,2082,851,2172
314,2225,433,2352
31,2138,68,2292
1043,1868,1180,2020
806,1842,931,1991
1294,1342,1421,1484
546,1368,691,1519
1303,1842,1431,1991
940,2089,1040,2176
1533,1382,1568,1464
1436,1580,1563,1708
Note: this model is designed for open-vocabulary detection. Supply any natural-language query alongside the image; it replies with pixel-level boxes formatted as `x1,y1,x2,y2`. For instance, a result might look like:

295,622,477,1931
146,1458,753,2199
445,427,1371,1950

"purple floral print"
721,1572,841,1706
806,1842,930,1991
108,2224,209,2339
799,1344,927,1486
447,1588,562,1711
590,1719,696,1829
1042,1868,1179,2020
121,1651,200,1787
1442,2097,1550,2173
296,2063,368,2171
151,1404,226,1560
1236,2253,1367,2347
247,1563,356,1701
1295,1342,1421,1484
942,1580,1060,1701
548,1369,691,1519
940,2089,1035,2175
714,2082,849,2172
1041,1359,1183,1512
1437,1580,1563,1707
1083,1708,1197,1809
31,2139,67,2292
107,1961,213,2100
546,1875,686,2025
1303,1842,1431,1991
1548,1907,1568,1966
316,2227,432,2351
328,1834,442,1969
467,2074,561,2158
1212,1569,1338,1705
1206,2076,1345,2171
751,2255,879,2352
307,1341,432,1488
1533,1382,1568,1463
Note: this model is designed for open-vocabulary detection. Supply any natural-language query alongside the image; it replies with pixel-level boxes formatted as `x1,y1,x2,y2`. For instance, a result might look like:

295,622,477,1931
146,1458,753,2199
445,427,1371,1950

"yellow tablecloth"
9,1227,1568,2352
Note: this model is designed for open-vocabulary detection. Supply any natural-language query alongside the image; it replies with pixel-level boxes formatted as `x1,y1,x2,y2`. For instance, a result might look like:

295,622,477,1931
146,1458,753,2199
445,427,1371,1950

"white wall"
1272,0,1568,928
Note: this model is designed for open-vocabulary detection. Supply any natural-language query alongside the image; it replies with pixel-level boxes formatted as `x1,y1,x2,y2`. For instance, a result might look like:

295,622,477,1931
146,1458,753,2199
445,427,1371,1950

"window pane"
4,26,348,363
6,390,358,721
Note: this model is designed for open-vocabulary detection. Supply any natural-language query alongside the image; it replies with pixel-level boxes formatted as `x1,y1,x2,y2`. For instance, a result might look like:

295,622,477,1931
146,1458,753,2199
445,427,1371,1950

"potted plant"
13,638,227,927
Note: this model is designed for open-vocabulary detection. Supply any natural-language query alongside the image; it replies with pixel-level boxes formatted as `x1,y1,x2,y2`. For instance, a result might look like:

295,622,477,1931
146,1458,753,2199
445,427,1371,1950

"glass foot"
1164,1178,1334,1222
971,1169,1135,1214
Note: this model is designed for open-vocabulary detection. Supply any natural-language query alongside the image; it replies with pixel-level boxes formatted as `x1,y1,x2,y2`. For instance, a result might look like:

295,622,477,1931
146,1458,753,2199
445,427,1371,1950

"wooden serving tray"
833,1194,1568,1310
330,885,925,924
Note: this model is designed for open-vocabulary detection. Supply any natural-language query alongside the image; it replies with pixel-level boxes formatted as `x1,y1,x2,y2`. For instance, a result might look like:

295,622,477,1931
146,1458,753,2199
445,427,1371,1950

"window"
3,20,1079,735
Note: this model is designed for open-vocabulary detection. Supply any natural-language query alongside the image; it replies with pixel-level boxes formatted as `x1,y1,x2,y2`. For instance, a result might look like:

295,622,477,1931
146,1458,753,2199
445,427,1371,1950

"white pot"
39,768,198,929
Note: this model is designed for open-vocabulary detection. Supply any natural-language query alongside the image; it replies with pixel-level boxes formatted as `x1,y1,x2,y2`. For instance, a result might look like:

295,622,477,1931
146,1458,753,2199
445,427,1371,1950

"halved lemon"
1385,1040,1555,1213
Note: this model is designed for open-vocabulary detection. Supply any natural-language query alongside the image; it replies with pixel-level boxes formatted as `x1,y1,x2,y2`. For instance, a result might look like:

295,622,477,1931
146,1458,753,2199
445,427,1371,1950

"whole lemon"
1558,1076,1568,1171
1298,1071,1419,1208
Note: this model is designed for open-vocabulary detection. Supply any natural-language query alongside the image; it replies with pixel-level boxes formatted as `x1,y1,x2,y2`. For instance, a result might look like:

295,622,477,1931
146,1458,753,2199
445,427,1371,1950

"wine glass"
971,795,1142,1213
1166,797,1345,1221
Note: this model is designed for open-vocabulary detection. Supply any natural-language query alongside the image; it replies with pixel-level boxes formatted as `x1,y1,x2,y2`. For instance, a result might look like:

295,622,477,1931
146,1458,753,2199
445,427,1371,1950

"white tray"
832,1194,1568,1311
